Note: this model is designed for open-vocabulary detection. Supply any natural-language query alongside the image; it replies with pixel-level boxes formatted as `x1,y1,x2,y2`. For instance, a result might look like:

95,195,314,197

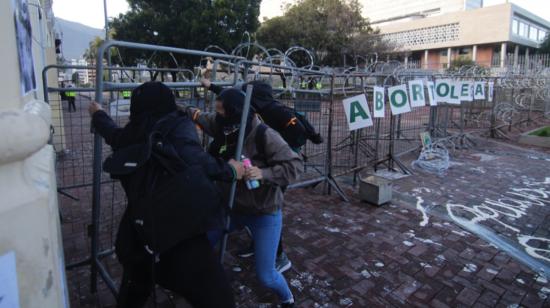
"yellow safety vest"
122,91,131,98
66,91,76,97
315,82,322,90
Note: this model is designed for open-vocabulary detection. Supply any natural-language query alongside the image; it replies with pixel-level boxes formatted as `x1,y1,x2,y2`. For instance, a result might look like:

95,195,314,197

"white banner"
425,81,437,106
435,79,451,103
488,81,494,102
373,86,385,118
474,81,486,100
408,79,426,108
448,81,461,104
342,94,373,131
388,84,411,115
460,81,473,102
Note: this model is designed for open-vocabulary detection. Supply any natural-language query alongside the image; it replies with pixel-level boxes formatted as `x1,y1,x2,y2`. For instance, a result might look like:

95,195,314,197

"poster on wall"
12,0,36,95
0,251,20,308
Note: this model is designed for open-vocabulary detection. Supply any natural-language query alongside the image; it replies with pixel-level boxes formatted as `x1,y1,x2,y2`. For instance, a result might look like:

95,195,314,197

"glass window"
539,30,547,42
518,22,526,37
529,26,538,40
512,19,519,34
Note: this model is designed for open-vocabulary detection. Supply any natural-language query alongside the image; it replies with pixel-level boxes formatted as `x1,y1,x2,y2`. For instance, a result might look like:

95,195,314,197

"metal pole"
325,75,335,195
219,85,254,263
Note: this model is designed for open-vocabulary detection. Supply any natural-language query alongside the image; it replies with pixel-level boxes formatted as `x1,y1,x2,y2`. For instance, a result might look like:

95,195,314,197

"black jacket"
92,110,234,264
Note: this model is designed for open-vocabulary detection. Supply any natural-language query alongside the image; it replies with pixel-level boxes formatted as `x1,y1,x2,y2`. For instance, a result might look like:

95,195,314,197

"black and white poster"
13,0,36,95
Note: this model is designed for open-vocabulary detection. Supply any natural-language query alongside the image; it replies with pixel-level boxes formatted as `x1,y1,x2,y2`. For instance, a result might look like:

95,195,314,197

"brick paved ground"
58,97,550,307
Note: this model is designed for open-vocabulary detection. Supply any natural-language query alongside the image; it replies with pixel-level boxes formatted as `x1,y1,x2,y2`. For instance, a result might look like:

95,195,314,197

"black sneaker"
281,302,294,308
276,252,292,273
236,244,255,258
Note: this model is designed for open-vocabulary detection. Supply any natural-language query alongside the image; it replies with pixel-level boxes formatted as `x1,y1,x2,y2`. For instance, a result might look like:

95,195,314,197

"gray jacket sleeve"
260,128,304,186
178,105,218,137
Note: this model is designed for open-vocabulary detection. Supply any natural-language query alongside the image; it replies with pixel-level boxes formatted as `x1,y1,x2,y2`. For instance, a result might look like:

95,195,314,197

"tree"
110,0,262,70
256,0,388,66
539,34,550,54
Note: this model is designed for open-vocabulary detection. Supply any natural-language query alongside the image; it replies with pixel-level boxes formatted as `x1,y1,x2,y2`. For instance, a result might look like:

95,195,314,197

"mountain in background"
55,18,103,60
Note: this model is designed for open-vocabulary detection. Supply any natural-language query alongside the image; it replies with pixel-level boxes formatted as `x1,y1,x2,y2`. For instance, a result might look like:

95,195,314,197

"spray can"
242,155,260,190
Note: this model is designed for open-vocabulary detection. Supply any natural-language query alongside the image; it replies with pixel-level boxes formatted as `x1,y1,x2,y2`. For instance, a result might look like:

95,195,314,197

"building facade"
0,0,68,307
365,1,550,69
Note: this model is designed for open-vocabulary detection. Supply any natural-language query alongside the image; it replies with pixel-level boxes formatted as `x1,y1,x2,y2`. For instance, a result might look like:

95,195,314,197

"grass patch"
528,126,550,137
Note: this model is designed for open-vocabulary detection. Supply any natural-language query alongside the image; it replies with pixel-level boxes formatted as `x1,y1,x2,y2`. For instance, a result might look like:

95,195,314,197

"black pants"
68,98,76,112
117,234,235,308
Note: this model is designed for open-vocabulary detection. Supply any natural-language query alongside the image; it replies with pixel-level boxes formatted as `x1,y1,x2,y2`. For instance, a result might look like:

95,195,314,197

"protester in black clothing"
200,79,294,273
88,82,243,308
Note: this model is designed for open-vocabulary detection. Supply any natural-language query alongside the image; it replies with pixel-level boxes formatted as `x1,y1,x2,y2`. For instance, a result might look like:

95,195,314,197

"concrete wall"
378,3,514,52
0,0,68,307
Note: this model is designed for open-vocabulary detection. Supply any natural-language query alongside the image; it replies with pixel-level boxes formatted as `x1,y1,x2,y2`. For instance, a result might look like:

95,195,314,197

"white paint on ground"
462,263,478,273
486,268,499,275
516,278,525,284
324,226,341,233
361,270,372,279
403,241,414,247
415,196,430,227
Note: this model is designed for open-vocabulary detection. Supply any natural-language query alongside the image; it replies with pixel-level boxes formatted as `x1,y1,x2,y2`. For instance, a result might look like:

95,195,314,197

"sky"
53,0,550,29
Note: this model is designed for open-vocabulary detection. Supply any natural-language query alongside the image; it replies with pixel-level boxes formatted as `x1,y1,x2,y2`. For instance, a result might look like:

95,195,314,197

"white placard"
488,81,494,102
388,84,411,115
435,79,451,103
448,81,461,105
460,81,473,102
408,80,426,108
0,251,20,308
425,81,437,106
373,86,385,118
474,81,486,100
342,94,373,131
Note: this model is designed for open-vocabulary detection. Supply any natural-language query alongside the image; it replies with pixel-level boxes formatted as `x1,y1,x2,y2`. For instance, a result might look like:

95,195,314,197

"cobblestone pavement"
60,98,550,307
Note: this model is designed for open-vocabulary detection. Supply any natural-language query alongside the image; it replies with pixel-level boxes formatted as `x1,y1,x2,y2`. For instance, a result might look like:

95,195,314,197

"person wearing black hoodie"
200,79,296,273
88,82,242,308
183,87,303,307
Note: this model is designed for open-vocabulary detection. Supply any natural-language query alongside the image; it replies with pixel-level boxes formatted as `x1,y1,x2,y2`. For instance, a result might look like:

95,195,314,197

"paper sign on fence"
425,81,437,106
408,80,426,108
342,94,373,131
388,84,411,115
460,81,473,102
435,79,451,103
474,81,486,100
448,81,461,104
373,86,385,118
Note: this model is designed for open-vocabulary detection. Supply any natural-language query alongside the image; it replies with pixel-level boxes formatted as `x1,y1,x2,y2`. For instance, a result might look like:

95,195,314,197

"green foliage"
539,34,550,54
448,57,475,71
110,0,261,67
256,0,388,66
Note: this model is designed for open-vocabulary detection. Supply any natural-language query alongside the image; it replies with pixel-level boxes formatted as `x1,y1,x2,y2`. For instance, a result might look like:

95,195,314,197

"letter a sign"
342,94,373,131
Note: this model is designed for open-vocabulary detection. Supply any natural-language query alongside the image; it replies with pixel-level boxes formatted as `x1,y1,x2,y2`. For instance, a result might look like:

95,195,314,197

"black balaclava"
120,82,177,146
130,81,177,122
239,80,274,111
210,88,255,160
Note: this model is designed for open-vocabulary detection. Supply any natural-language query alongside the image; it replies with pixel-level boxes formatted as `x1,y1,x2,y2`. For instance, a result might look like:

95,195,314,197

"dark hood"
130,81,177,122
240,80,274,111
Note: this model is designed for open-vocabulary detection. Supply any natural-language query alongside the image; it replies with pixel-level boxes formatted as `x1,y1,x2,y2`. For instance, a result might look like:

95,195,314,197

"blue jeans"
209,210,293,302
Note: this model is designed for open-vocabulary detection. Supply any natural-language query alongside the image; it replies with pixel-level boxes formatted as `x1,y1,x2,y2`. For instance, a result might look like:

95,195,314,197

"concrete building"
0,0,68,307
365,1,550,69
69,58,90,85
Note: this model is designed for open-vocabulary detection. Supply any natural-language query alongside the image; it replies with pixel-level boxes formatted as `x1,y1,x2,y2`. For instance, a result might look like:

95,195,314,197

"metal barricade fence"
44,40,550,301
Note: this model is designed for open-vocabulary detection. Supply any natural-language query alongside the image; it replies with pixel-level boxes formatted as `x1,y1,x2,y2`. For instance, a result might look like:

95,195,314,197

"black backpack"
103,115,221,255
258,101,323,149
238,81,323,149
